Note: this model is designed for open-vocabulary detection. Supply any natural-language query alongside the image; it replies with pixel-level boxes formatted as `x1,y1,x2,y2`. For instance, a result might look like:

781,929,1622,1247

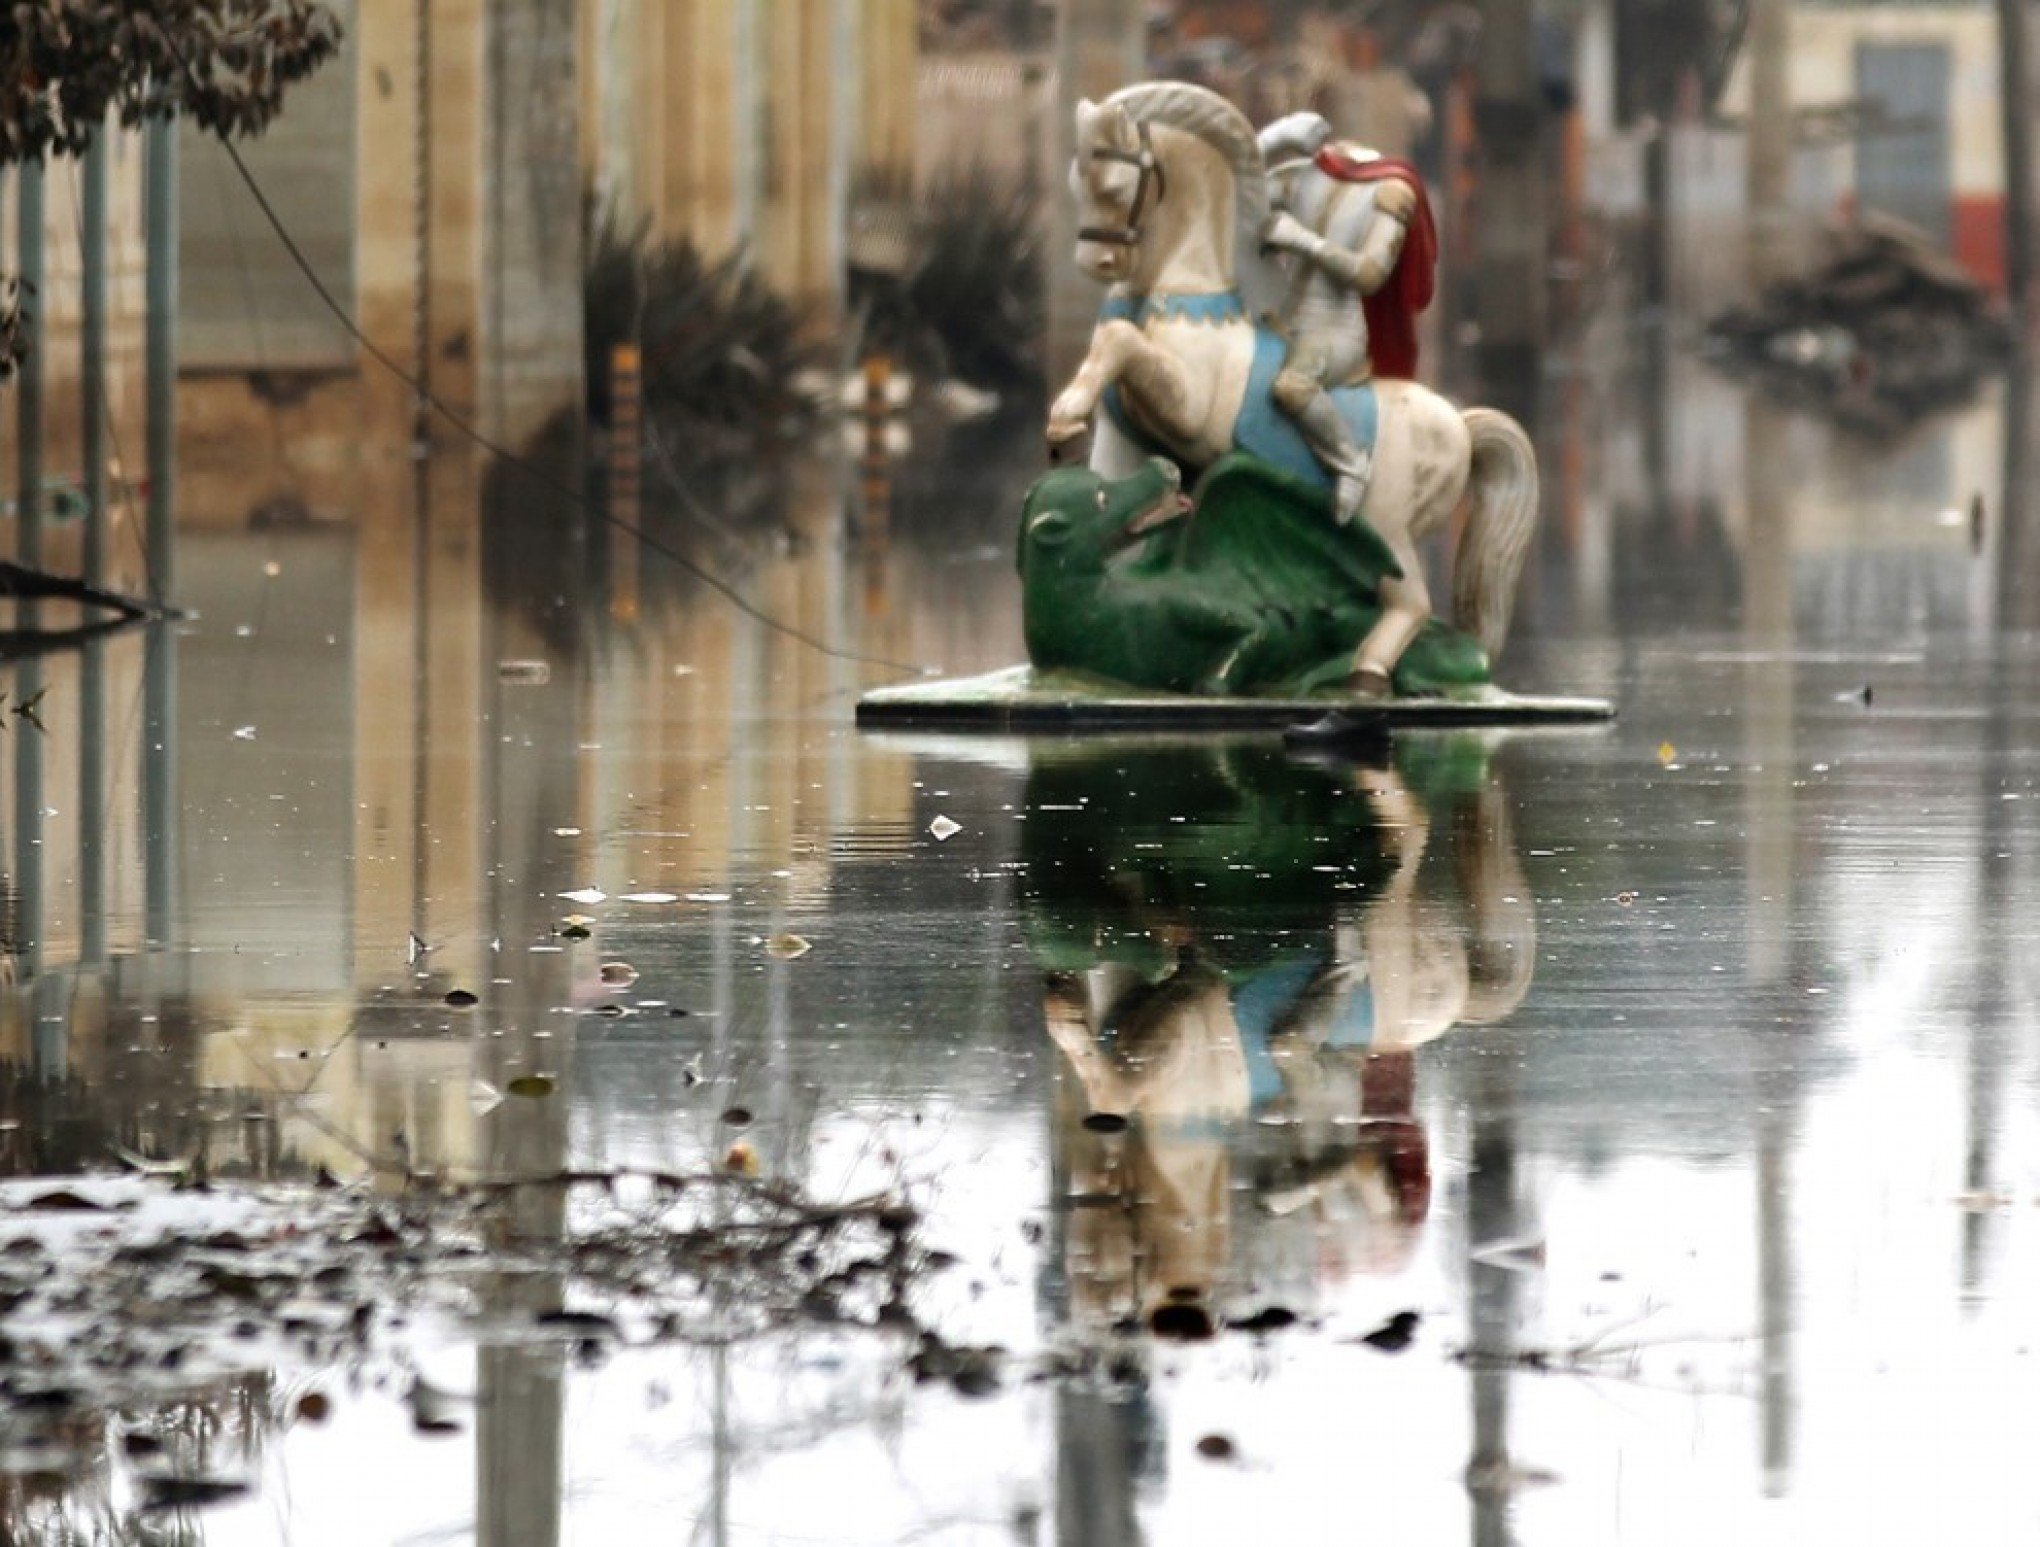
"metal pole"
82,128,110,588
1999,0,2036,327
80,638,107,966
145,117,179,604
1746,0,1795,291
143,621,178,946
16,156,45,571
12,159,45,990
12,644,41,969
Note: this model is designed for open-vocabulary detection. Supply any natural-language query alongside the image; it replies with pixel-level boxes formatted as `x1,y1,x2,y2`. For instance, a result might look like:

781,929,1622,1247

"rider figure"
1256,111,1437,528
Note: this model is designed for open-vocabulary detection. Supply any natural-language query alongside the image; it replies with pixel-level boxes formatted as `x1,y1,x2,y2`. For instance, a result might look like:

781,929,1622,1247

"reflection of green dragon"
1018,736,1491,981
1016,455,1490,698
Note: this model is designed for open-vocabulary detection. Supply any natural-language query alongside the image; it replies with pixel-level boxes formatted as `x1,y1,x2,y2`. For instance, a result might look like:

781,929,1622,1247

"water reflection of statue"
1024,739,1533,1330
1237,758,1534,1294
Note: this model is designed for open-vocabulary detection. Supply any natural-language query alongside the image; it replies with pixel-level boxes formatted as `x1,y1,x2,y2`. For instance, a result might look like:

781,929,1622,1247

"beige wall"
1722,5,2004,197
580,0,909,311
17,0,915,526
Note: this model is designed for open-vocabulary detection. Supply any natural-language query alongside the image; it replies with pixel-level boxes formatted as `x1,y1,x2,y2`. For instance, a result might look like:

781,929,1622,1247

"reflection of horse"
1031,738,1537,1320
1047,83,1537,696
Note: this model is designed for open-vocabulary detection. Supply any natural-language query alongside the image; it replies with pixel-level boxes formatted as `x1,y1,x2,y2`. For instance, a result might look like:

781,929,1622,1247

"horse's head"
1071,99,1152,284
1069,85,1267,296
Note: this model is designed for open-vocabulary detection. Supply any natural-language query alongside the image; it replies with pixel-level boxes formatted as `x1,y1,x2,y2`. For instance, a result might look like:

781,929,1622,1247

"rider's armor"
1256,111,1434,527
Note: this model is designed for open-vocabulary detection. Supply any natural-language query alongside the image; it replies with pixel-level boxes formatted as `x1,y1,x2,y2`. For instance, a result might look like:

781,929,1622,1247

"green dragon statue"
1017,454,1492,699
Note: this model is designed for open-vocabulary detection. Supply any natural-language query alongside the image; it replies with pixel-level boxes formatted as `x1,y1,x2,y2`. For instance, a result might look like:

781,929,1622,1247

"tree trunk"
1472,0,1546,387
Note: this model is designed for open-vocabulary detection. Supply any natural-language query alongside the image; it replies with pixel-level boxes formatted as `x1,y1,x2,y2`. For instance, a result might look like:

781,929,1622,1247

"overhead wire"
148,20,928,680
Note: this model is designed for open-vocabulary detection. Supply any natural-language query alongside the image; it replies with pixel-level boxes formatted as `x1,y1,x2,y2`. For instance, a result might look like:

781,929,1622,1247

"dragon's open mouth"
1122,463,1192,539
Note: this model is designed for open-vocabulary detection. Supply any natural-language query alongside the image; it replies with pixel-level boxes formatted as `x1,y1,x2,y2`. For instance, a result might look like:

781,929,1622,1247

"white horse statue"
1046,82,1537,698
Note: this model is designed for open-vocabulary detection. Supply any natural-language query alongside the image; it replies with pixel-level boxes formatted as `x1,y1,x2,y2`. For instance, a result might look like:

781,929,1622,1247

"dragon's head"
1017,458,1191,580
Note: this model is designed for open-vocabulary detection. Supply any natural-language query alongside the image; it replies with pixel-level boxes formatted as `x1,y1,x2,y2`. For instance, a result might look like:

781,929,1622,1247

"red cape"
1311,147,1438,380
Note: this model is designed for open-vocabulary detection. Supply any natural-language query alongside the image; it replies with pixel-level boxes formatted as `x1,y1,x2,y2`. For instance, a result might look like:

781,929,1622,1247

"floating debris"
444,989,479,1008
506,1075,556,1100
765,933,812,960
9,687,48,733
1194,1434,1237,1461
1707,214,2015,433
140,1475,252,1513
1149,1301,1216,1341
535,1309,621,1339
469,1079,504,1116
408,1380,464,1436
559,888,608,905
26,1188,108,1213
231,725,257,741
909,1334,1003,1398
497,660,551,685
1229,1305,1299,1334
1465,1458,1561,1495
0,1163,955,1523
1081,1112,1130,1135
719,1107,754,1129
111,1144,193,1179
723,1141,760,1177
621,891,680,904
1358,1310,1421,1353
1954,1190,2016,1213
928,814,961,842
599,961,639,989
557,917,593,941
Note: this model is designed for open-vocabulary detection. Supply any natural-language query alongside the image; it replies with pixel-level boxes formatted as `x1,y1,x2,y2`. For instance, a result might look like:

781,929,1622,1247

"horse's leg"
1347,385,1473,695
1348,514,1431,696
1088,412,1149,478
1047,320,1204,463
1048,319,1141,460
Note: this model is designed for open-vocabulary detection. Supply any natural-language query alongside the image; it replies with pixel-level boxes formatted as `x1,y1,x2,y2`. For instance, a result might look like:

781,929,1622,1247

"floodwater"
3,337,2039,1545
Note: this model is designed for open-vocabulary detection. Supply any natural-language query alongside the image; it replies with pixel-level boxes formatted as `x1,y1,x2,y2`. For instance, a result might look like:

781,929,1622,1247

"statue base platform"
856,666,1615,733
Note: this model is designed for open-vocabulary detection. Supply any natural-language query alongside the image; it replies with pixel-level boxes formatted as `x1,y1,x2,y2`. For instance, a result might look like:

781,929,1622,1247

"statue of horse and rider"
1034,82,1538,703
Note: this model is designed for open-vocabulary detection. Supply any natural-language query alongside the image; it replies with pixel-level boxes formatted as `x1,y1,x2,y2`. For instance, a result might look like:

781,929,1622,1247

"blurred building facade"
4,0,2032,531
1578,0,2018,314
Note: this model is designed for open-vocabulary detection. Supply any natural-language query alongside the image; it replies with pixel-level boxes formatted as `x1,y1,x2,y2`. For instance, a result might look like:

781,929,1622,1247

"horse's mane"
1103,81,1268,242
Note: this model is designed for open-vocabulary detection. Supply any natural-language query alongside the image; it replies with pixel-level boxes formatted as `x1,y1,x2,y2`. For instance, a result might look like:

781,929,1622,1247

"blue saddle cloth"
1098,310,1377,492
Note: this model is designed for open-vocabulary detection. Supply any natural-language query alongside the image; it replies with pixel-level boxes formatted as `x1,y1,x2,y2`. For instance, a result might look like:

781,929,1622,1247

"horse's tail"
1453,408,1539,661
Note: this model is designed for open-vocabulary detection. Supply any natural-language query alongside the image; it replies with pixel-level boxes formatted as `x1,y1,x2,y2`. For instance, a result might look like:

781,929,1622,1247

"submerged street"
1,337,2036,1541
